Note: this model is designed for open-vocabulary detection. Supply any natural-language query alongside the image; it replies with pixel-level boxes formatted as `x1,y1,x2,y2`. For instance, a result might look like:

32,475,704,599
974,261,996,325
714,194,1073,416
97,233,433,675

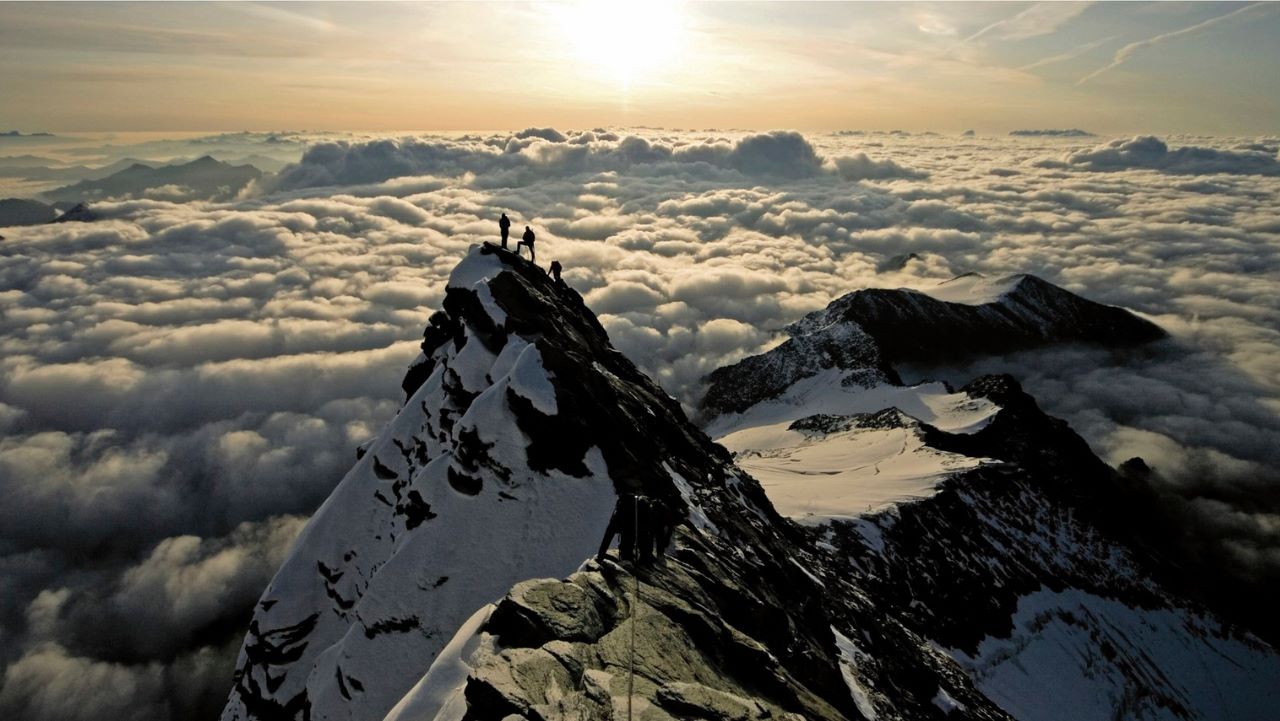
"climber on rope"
498,212,511,249
598,493,645,565
597,493,682,566
549,260,564,285
518,225,536,263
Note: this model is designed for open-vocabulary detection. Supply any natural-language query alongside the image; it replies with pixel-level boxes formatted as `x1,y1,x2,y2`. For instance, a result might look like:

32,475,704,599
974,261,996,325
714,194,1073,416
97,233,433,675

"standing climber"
498,213,511,249
518,225,536,263
549,260,563,285
649,497,680,562
598,494,640,563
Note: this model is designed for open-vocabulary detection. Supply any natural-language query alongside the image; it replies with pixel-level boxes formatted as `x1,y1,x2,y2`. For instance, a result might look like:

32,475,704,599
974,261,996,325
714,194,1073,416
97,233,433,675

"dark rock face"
52,202,97,223
701,316,900,419
790,274,1167,366
701,273,1165,420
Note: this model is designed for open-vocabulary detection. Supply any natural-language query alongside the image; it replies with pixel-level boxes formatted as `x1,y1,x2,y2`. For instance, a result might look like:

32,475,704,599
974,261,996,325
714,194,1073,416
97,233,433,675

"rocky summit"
223,245,1279,721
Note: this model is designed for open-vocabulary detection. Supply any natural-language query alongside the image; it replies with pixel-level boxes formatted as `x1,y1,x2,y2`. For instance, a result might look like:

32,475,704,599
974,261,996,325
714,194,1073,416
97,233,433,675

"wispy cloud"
1077,2,1270,86
964,2,1093,44
1020,36,1115,72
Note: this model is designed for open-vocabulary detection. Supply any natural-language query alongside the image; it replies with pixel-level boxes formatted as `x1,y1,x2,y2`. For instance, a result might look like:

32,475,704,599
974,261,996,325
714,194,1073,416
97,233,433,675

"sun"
553,1,687,87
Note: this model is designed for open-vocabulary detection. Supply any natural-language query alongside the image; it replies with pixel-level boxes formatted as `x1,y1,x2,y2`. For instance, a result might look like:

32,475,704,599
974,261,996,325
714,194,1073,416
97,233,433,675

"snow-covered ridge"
703,271,1165,420
224,243,856,721
222,245,619,721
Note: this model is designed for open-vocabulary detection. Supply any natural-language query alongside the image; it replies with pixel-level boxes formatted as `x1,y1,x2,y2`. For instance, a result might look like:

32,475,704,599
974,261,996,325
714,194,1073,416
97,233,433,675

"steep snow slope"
952,588,1280,721
222,249,617,721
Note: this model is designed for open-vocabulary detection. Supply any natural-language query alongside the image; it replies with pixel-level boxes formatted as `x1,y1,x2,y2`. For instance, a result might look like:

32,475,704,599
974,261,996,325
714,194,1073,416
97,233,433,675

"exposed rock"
51,202,97,223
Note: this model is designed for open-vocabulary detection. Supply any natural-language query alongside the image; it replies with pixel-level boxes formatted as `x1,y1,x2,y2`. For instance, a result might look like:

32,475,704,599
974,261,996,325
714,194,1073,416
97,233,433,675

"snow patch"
381,604,496,721
506,344,557,415
665,464,719,536
832,626,878,720
720,420,989,523
707,370,998,439
710,370,997,523
948,587,1280,721
473,282,507,327
932,687,964,715
445,244,505,290
917,273,1023,306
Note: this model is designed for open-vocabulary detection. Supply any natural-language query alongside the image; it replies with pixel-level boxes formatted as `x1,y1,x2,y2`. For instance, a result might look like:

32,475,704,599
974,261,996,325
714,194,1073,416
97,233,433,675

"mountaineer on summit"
518,225,536,263
498,212,511,249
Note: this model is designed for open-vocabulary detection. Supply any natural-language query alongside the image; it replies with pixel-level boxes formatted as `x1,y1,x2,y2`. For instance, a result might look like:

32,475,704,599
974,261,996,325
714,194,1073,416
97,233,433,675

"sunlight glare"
554,1,687,87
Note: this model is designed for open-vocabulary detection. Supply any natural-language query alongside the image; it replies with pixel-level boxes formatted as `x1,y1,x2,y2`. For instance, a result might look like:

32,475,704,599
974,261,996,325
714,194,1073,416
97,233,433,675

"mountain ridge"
223,248,1278,721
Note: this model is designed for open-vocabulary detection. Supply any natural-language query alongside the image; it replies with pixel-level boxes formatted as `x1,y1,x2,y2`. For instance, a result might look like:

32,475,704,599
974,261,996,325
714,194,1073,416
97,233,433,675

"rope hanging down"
626,497,639,721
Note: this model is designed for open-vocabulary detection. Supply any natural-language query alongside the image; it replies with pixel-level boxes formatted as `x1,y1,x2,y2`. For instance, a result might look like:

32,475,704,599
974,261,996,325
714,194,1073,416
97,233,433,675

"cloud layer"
2,128,1279,720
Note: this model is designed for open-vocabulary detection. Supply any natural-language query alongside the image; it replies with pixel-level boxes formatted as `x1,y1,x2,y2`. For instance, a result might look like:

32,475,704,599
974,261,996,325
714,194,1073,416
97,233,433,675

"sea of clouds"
1,127,1278,720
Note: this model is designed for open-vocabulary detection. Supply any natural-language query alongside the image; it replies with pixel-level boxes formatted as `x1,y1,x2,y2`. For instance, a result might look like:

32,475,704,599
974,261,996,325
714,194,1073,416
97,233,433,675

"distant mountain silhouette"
0,157,153,183
43,155,262,202
0,198,57,227
1009,128,1094,137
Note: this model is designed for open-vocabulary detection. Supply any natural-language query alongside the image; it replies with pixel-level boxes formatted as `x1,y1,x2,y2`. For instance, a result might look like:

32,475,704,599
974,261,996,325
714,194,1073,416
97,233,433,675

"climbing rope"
626,495,639,721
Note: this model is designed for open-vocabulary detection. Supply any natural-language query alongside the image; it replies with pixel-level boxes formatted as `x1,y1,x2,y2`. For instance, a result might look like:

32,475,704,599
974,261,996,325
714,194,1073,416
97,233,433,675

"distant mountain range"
41,155,261,202
1009,129,1095,137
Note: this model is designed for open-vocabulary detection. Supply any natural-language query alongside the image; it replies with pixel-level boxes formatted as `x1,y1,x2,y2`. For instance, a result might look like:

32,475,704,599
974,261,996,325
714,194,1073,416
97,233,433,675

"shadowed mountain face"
223,248,1277,721
0,197,56,226
42,155,261,202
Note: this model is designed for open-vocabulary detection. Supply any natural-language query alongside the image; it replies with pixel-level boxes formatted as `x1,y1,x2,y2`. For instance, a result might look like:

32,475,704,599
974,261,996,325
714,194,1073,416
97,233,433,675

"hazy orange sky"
2,1,1278,134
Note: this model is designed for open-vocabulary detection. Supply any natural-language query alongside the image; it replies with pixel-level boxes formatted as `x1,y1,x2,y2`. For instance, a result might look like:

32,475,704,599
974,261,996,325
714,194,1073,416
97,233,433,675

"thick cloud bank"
2,128,1279,720
269,129,835,192
1052,135,1280,175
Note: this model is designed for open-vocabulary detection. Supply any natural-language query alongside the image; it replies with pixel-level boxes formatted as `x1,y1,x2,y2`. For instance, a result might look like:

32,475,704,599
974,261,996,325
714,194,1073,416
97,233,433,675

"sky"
2,1,1280,134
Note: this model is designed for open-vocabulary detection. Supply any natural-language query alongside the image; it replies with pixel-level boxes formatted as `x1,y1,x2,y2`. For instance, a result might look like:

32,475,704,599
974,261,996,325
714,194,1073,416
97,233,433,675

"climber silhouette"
597,494,681,566
549,260,563,285
649,497,679,562
598,494,646,564
498,213,511,249
518,225,536,263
